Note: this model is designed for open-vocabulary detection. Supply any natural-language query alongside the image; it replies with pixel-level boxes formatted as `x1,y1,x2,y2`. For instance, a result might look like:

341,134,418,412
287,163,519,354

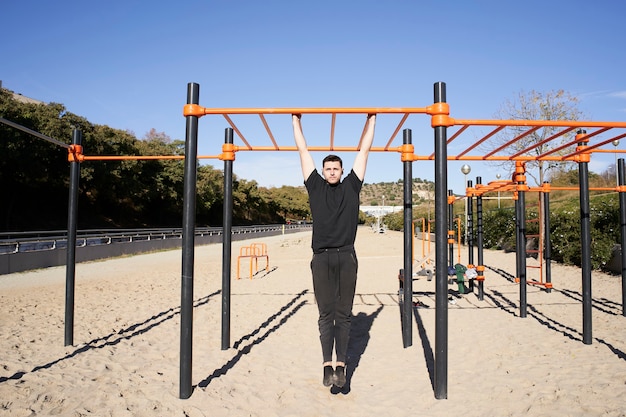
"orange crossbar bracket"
567,129,591,163
475,264,485,281
399,143,417,162
427,102,455,127
219,143,238,161
67,144,84,162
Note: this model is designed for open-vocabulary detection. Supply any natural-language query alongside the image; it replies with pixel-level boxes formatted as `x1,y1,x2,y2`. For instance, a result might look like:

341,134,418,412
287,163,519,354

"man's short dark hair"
322,154,343,168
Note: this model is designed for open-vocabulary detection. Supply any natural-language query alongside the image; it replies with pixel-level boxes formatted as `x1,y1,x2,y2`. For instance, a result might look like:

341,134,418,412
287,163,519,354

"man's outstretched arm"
292,114,316,180
352,114,376,181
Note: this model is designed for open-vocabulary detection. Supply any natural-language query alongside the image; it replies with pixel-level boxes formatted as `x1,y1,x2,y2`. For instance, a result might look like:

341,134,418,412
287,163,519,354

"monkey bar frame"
6,81,624,403
176,83,626,401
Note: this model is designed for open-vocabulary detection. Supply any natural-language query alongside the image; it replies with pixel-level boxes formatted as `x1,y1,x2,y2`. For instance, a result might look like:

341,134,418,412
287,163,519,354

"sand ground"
1,228,625,417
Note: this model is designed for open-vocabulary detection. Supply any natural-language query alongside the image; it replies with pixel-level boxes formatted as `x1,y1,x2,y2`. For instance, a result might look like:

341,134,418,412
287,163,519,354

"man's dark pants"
311,246,358,364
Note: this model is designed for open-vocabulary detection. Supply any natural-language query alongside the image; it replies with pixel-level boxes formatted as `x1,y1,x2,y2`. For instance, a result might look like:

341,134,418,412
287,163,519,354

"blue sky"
3,0,626,195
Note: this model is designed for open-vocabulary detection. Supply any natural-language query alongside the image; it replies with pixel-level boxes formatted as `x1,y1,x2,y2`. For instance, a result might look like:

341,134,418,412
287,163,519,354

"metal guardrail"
0,224,311,274
0,225,304,255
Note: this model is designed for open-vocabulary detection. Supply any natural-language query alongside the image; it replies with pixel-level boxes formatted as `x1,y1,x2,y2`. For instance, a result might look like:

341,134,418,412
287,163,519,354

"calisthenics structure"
5,81,626,401
461,162,626,315
178,82,626,400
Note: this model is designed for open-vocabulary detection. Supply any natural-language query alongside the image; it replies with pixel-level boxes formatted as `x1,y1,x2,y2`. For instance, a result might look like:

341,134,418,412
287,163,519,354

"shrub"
382,193,622,272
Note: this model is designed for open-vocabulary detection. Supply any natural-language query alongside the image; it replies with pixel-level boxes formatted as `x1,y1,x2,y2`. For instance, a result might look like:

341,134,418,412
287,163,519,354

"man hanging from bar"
292,113,376,389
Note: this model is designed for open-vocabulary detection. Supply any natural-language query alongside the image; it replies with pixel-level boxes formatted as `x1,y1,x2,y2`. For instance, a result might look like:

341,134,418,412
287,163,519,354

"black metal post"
64,129,81,346
448,189,454,268
475,177,484,301
433,82,448,400
618,158,626,317
577,131,592,344
180,82,200,399
543,182,552,293
402,128,413,348
222,128,234,349
516,166,528,319
576,130,592,345
467,180,474,266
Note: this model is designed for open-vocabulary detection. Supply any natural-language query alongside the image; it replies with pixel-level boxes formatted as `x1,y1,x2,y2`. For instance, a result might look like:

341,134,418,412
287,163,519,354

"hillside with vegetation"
360,179,433,207
0,88,311,231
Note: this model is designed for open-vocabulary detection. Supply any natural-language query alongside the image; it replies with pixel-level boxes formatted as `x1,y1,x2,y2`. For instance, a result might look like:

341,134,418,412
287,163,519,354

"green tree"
0,91,81,230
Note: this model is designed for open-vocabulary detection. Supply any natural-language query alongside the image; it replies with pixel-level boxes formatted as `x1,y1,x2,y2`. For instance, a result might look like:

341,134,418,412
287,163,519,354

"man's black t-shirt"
305,169,362,253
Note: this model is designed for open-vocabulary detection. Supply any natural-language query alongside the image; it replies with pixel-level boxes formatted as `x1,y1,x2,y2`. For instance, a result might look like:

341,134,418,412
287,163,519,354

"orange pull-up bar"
182,105,435,117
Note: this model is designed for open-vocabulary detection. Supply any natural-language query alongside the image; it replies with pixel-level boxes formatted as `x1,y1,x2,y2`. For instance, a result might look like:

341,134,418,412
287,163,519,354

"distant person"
292,113,376,388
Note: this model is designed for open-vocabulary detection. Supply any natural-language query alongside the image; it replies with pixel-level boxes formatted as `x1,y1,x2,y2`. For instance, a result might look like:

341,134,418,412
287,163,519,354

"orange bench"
237,242,269,279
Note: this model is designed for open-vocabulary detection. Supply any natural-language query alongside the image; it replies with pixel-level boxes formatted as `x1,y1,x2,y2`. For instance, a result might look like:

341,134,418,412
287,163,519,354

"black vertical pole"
221,128,234,349
577,131,592,344
402,128,413,348
475,177,484,301
448,190,454,269
618,158,626,317
516,165,528,319
543,182,552,293
64,129,82,347
180,82,200,399
433,82,448,400
467,180,474,266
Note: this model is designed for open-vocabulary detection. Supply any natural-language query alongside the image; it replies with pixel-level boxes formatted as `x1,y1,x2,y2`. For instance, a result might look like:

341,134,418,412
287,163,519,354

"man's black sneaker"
334,366,346,388
323,366,334,387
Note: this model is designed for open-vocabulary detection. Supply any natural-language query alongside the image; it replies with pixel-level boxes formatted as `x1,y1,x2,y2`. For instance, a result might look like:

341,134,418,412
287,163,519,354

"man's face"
322,161,343,185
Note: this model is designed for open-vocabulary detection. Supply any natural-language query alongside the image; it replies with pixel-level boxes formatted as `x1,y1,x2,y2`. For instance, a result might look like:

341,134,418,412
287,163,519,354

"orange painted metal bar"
384,113,410,150
594,148,626,153
486,180,516,191
446,125,470,145
449,126,506,159
259,114,280,149
81,154,221,161
222,114,252,149
330,113,336,150
564,132,626,159
579,126,612,141
549,186,619,191
184,106,432,116
451,118,626,129
413,155,568,161
484,126,542,158
510,127,578,159
473,182,517,196
236,146,395,152
537,137,582,160
356,118,371,150
224,146,570,161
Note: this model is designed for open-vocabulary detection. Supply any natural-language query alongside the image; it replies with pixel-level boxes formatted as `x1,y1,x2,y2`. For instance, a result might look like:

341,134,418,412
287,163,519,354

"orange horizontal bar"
549,186,618,191
566,132,626,159
594,149,626,153
81,155,221,161
453,119,626,129
188,106,432,116
237,146,397,152
431,155,569,162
